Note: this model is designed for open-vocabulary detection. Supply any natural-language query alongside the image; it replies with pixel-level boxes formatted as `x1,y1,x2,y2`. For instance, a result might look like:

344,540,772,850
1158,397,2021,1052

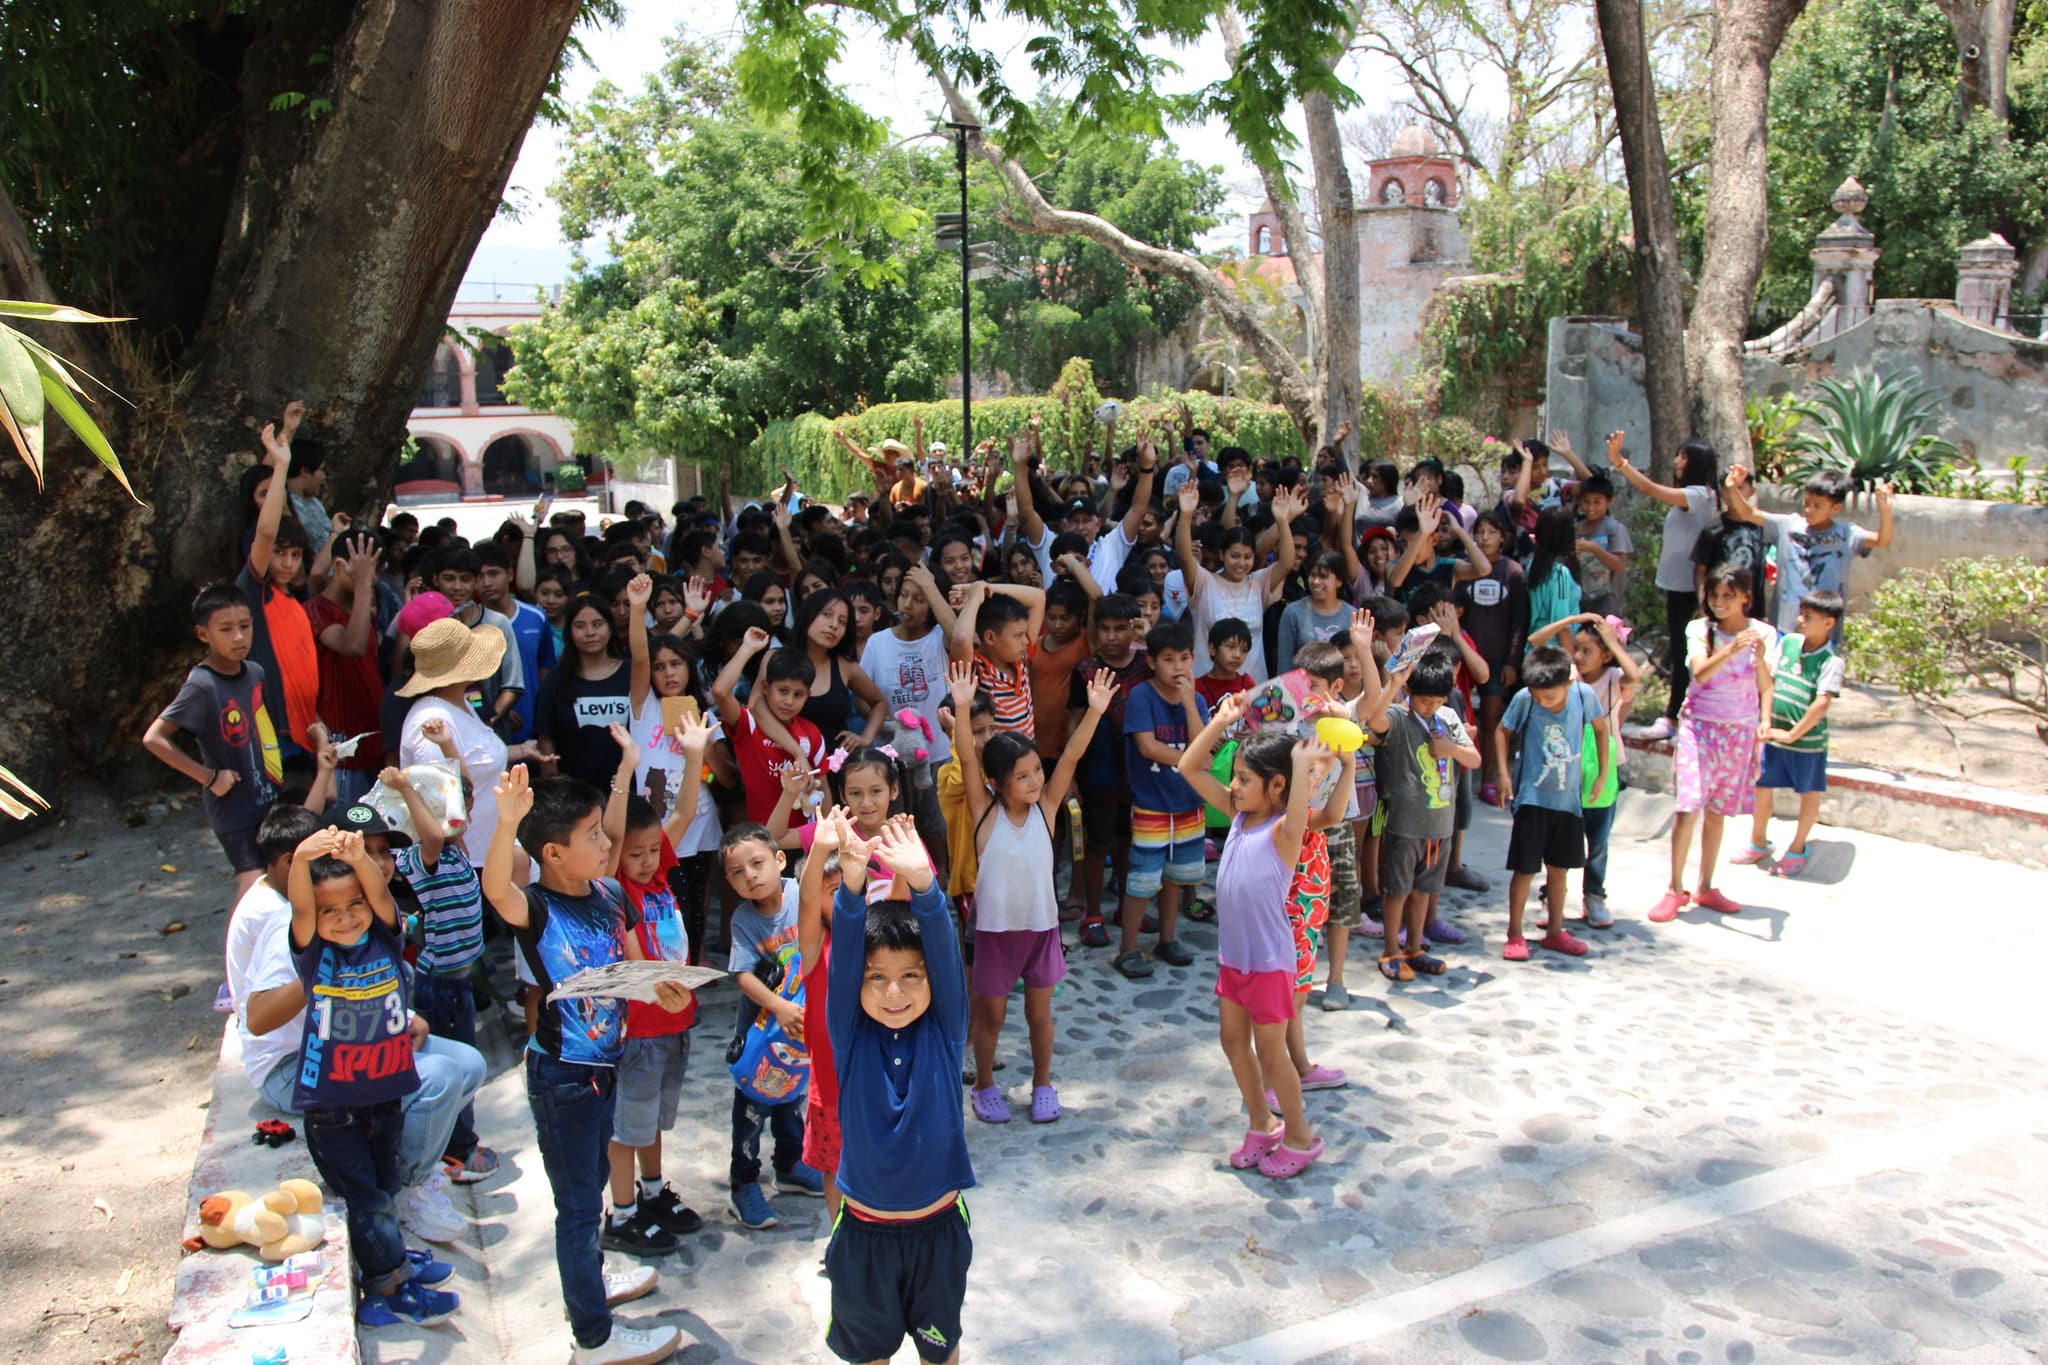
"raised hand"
1875,481,1895,510
742,626,772,653
1291,737,1335,774
1136,432,1157,468
1176,481,1200,516
495,764,534,826
1548,428,1574,457
684,576,712,613
1605,430,1625,460
873,817,930,878
1085,667,1116,713
1226,466,1251,497
677,712,714,755
294,827,343,860
1212,691,1245,729
421,715,455,753
1272,485,1306,523
1350,606,1376,640
946,657,976,711
378,766,409,791
1415,493,1444,536
627,573,654,607
608,722,640,774
259,422,290,470
351,542,381,582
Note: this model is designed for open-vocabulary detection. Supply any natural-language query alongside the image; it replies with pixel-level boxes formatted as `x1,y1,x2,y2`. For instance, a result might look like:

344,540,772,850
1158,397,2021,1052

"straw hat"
398,618,507,696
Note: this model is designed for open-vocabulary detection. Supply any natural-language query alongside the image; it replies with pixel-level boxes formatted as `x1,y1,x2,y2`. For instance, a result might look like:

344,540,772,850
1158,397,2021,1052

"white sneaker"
1626,716,1675,741
573,1322,681,1365
399,1181,463,1244
602,1260,658,1307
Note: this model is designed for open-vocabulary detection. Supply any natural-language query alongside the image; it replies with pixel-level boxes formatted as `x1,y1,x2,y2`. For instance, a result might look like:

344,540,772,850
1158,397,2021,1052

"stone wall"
1358,204,1469,385
1545,300,2048,475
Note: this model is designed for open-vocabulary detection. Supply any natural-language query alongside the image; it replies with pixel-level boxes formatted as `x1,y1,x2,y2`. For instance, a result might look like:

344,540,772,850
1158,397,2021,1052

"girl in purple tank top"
1178,697,1331,1180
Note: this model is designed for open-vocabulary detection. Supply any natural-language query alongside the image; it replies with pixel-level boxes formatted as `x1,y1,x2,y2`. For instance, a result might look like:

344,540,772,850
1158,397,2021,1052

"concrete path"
359,794,2048,1364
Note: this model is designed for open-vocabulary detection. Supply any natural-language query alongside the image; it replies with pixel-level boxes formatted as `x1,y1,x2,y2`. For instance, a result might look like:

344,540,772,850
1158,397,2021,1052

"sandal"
1182,898,1216,923
1112,949,1154,980
1030,1084,1060,1123
1230,1124,1285,1170
970,1085,1012,1123
1257,1137,1326,1179
1406,951,1447,976
1059,901,1085,923
1378,953,1413,983
1773,847,1808,878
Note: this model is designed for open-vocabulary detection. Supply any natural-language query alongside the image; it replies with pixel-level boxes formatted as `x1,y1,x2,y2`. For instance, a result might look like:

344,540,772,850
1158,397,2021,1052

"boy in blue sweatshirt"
815,811,974,1365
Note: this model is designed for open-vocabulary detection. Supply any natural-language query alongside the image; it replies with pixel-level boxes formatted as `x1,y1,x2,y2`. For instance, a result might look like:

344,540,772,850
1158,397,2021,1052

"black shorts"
215,821,265,874
1505,805,1586,874
825,1198,973,1364
1080,789,1132,853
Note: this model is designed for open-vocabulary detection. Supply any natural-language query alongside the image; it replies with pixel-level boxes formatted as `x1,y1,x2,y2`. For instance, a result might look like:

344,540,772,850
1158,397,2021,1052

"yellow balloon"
1315,716,1365,753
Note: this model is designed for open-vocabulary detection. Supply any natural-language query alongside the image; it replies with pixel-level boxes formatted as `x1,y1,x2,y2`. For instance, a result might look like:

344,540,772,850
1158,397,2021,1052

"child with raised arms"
1177,705,1331,1179
953,658,1115,1124
1524,613,1638,928
815,813,975,1364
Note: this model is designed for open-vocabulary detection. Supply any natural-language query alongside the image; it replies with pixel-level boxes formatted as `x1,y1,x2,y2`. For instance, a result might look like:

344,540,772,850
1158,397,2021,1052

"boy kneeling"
815,813,974,1365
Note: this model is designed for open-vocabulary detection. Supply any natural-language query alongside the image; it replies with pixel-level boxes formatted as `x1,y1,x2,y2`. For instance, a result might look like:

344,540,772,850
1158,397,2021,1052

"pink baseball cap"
395,591,454,639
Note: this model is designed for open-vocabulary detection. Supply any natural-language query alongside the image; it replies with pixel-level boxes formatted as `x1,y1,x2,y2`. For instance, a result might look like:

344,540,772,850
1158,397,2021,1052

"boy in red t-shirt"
1194,618,1255,711
603,718,716,1257
305,529,386,806
712,626,826,826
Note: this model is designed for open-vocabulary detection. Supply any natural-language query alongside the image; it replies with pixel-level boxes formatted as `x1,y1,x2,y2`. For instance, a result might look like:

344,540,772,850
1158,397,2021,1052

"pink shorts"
1214,966,1297,1025
970,927,1068,998
802,1092,840,1176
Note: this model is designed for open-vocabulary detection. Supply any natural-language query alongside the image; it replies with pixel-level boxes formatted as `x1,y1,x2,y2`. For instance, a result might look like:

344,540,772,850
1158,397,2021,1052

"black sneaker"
639,1184,704,1236
1154,938,1195,967
601,1206,682,1257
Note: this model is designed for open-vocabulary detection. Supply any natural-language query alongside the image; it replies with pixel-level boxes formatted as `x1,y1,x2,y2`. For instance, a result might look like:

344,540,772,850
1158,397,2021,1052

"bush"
1845,556,2048,746
739,378,1306,504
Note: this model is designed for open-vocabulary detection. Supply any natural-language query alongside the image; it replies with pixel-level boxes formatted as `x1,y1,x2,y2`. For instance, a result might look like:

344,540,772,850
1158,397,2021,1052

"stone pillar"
1955,232,2017,329
1810,177,1880,334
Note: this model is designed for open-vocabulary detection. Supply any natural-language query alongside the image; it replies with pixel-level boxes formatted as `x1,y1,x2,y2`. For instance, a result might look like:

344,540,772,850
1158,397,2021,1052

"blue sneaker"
730,1182,778,1229
358,1279,459,1327
403,1248,454,1287
777,1162,826,1198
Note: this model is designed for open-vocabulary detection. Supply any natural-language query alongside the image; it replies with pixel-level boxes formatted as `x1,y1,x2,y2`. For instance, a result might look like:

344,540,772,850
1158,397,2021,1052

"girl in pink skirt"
1651,565,1774,922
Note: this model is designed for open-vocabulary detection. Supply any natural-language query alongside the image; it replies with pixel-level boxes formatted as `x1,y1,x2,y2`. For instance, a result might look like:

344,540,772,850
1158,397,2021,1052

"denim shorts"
611,1032,691,1150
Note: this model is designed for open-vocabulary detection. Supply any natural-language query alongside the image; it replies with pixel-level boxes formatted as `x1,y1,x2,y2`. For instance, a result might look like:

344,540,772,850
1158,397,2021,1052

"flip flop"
1406,951,1447,976
1378,953,1413,983
1058,901,1085,923
1230,1124,1285,1170
1030,1085,1060,1123
1182,898,1216,922
970,1085,1011,1124
1257,1138,1326,1179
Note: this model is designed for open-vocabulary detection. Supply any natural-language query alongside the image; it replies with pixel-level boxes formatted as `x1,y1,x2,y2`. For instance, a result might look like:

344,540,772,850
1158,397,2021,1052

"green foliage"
1745,393,1804,482
1785,369,1958,492
1189,262,1305,404
1927,451,2048,503
1420,183,1636,429
1420,418,1503,499
743,389,1303,504
501,41,959,466
728,0,1356,259
976,103,1225,393
1846,556,2048,742
0,300,138,498
1753,0,2048,321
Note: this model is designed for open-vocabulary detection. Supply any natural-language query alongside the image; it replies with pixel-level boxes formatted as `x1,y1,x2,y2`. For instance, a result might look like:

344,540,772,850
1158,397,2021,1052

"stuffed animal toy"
363,757,467,841
190,1179,328,1261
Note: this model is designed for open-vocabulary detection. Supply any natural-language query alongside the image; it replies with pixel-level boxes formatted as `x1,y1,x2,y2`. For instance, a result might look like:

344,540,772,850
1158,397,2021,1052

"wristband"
683,607,701,620
202,768,217,788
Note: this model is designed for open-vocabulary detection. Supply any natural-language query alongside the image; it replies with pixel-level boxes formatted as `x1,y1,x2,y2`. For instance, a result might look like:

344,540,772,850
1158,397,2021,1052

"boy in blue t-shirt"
1494,644,1609,963
1115,621,1212,981
817,813,975,1365
285,825,457,1328
482,742,691,1365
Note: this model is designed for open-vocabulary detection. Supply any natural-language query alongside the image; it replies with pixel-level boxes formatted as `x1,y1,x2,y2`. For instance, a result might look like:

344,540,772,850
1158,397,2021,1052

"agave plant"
1785,368,1957,493
0,299,138,498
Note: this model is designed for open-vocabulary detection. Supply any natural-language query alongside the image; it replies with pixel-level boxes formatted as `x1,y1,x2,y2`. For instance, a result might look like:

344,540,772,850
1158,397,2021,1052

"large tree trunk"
1303,89,1361,458
0,0,583,796
1686,0,1808,467
1593,0,1690,481
929,66,1320,441
1937,0,2015,122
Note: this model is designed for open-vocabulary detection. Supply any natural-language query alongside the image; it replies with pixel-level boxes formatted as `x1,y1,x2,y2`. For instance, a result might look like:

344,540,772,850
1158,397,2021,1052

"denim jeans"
526,1051,616,1350
730,1090,805,1188
329,766,375,809
411,972,480,1161
303,1099,410,1293
259,1038,485,1188
1582,802,1617,900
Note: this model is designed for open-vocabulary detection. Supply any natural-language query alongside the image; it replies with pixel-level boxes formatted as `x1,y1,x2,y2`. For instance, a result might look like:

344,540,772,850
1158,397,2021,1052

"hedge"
730,365,1309,504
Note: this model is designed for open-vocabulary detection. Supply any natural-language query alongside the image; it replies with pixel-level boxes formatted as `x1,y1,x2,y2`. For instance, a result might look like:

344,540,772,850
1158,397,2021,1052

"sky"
460,1,1431,300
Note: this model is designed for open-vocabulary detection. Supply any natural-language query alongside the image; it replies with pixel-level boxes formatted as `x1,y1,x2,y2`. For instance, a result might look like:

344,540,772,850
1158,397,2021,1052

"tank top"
1682,618,1772,725
972,805,1056,934
799,654,853,742
1216,813,1296,974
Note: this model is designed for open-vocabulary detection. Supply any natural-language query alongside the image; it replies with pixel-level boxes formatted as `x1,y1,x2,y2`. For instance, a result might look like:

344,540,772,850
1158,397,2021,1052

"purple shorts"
970,927,1067,998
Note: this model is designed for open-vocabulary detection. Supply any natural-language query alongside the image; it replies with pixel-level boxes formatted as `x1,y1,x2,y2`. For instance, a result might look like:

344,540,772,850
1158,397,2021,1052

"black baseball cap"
329,801,412,847
1063,497,1098,520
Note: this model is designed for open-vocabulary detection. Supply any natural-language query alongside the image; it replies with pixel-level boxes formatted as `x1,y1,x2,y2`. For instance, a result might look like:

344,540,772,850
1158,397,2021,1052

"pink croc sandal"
1230,1124,1285,1170
1258,1138,1326,1179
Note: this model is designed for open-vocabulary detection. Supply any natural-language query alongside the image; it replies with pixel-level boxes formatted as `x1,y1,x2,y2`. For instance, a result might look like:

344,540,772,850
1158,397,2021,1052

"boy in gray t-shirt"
1365,650,1480,982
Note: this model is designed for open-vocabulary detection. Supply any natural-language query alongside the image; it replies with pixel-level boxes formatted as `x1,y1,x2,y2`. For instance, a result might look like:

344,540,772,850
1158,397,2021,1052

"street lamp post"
940,121,980,452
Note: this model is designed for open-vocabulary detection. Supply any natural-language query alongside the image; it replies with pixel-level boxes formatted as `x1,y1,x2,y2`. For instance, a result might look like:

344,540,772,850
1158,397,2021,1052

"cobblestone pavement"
364,795,2048,1364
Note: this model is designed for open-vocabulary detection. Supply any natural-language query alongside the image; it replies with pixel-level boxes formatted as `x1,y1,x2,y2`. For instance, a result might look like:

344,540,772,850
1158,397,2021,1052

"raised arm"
1263,484,1305,605
1720,466,1763,525
1444,512,1491,582
248,421,293,578
1011,429,1047,546
1872,482,1895,549
600,723,639,877
1387,493,1439,589
380,766,446,866
947,580,987,663
711,627,772,729
946,660,993,830
285,828,344,952
1173,481,1206,603
1118,433,1160,545
799,803,846,972
513,514,539,594
627,572,654,710
1174,691,1240,812
1612,450,1693,510
903,562,957,635
481,765,536,930
660,715,715,848
1271,739,1329,870
316,545,381,658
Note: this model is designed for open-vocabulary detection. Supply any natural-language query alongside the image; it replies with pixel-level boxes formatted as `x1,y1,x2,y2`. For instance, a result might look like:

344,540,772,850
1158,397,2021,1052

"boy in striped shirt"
381,741,501,1184
1736,589,1846,880
948,580,1045,739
